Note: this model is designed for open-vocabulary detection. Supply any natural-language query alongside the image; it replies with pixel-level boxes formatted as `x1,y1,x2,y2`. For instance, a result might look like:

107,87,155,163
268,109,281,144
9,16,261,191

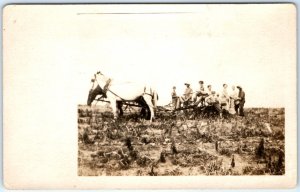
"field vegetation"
78,105,285,176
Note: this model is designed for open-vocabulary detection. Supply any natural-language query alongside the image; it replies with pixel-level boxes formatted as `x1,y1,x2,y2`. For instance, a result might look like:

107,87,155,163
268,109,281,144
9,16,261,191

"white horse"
87,71,158,122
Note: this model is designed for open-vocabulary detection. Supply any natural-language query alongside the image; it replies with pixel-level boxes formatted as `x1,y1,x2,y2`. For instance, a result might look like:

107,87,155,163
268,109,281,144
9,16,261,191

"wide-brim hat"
184,83,190,86
237,86,242,89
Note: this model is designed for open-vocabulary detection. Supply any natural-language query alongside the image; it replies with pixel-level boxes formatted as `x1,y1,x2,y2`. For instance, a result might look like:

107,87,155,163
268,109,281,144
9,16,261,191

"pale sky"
4,4,296,107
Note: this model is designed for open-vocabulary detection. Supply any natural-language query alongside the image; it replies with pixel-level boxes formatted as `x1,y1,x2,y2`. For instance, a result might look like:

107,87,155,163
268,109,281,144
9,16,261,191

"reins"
108,89,126,101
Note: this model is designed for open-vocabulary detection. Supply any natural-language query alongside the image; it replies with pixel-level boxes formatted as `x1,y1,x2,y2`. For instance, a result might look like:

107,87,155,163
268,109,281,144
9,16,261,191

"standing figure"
229,85,239,114
220,84,230,111
171,86,179,110
237,86,246,116
180,83,193,107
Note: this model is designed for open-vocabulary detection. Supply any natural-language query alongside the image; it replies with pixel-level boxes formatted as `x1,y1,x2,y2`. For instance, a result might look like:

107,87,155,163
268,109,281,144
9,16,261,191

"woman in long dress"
229,85,238,114
220,84,230,111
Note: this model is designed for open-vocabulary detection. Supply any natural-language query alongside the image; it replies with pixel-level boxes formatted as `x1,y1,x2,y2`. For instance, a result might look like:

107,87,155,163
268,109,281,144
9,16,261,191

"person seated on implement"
180,83,193,107
194,81,209,107
206,85,212,97
205,90,217,105
205,91,222,113
203,85,213,106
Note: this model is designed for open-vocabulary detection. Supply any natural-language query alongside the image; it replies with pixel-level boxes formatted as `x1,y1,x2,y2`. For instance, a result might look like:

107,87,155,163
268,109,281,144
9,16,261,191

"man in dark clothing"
237,86,245,116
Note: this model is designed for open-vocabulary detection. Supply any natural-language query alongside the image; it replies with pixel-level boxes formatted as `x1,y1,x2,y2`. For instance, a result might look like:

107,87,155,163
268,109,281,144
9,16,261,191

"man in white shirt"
205,90,217,105
180,83,193,107
206,85,212,95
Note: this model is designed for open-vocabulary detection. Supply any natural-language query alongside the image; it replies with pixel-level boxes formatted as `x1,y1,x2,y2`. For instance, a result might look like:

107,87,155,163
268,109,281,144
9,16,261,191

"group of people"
171,81,246,116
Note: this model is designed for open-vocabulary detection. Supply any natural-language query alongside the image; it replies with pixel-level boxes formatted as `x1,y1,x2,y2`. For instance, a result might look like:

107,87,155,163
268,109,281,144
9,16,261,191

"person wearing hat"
197,81,206,96
236,86,246,116
180,83,193,107
171,86,180,109
194,81,209,107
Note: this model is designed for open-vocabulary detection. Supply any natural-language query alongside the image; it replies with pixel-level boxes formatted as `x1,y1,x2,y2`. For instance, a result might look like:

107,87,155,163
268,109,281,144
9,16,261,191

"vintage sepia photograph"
77,4,290,176
3,4,296,189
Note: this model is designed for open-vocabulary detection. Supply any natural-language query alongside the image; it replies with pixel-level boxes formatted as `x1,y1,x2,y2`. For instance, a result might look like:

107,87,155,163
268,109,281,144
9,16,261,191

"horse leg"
137,96,148,119
142,95,154,122
140,107,147,118
117,101,123,116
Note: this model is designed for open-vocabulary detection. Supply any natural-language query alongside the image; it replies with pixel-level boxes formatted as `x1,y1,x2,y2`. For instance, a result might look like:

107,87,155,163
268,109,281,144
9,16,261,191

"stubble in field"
78,105,285,176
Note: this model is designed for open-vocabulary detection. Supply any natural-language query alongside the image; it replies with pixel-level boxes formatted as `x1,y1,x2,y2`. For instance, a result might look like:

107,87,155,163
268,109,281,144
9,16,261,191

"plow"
92,95,224,120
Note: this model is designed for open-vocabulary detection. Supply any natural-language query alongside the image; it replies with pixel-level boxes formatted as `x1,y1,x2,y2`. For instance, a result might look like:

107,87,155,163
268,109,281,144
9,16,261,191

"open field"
78,105,284,176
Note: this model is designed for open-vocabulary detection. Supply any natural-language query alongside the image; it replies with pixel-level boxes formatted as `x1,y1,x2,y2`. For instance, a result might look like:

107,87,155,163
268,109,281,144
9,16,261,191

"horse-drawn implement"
91,94,225,121
159,102,225,120
87,71,230,121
